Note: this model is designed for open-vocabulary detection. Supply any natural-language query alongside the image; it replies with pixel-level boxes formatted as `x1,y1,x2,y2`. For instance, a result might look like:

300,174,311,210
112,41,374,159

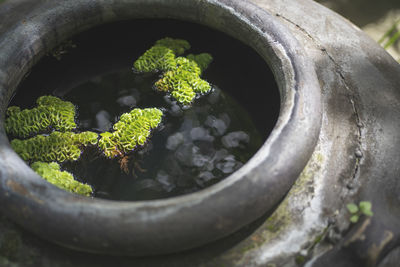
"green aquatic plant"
133,37,213,105
155,37,191,55
5,95,76,138
6,38,212,197
186,53,213,72
133,46,177,73
31,161,92,196
11,131,98,163
7,95,97,196
133,37,190,72
155,56,212,105
98,108,163,158
347,201,373,223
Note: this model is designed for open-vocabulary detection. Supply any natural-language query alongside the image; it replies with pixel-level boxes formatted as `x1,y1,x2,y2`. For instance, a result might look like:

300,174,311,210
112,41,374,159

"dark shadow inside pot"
9,19,280,201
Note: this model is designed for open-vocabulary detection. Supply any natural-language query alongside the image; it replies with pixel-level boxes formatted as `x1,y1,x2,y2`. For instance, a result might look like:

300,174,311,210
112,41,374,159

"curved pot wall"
1,0,399,266
0,0,321,256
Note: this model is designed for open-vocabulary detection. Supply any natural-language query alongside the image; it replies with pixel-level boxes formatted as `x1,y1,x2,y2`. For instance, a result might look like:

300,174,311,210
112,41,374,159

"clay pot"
0,0,321,256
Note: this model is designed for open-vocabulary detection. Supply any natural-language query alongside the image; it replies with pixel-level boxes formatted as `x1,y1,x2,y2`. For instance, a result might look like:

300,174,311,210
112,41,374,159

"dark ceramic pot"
0,0,321,256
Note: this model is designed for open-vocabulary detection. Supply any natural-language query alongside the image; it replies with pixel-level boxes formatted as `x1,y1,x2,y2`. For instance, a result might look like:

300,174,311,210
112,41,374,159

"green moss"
295,255,306,265
5,96,76,138
263,199,291,234
31,162,92,196
0,231,21,261
260,155,323,234
11,131,98,163
98,108,163,158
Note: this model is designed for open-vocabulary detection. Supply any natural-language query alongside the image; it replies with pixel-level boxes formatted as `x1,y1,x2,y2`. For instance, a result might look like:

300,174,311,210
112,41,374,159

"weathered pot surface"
1,0,400,266
0,0,321,256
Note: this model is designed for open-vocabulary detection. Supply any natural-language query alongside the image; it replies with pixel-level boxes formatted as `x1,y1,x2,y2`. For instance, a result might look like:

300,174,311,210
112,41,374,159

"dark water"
9,19,280,201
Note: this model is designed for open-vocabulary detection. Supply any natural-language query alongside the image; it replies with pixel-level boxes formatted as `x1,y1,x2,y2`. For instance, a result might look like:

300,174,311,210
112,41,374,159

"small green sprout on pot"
346,201,374,223
133,37,213,105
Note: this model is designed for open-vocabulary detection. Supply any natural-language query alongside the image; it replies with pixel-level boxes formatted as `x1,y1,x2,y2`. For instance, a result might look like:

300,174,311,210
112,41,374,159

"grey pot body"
0,0,399,266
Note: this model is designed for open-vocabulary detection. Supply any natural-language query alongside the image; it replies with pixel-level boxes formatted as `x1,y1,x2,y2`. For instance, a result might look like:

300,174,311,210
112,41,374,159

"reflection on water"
61,70,263,201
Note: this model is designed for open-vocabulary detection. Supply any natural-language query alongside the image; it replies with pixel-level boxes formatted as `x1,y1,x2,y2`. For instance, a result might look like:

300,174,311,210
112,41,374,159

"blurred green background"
316,0,400,61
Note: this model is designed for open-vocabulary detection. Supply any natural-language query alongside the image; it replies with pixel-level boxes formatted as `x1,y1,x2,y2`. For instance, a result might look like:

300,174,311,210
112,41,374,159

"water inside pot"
9,19,279,200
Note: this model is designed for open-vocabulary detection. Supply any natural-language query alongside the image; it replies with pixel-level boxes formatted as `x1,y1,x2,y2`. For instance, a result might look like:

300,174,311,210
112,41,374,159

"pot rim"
0,0,322,255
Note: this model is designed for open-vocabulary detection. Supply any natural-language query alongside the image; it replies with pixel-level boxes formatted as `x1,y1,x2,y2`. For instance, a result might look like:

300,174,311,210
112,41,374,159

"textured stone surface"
0,0,399,266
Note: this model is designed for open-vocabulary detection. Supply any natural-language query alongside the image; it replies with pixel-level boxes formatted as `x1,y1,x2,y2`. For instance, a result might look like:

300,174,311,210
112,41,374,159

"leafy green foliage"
11,131,98,163
346,201,373,223
187,53,213,72
133,37,213,105
133,37,191,73
346,203,358,213
359,201,373,216
7,95,98,196
98,108,163,158
133,46,177,72
31,162,92,196
7,38,212,197
5,96,76,138
155,57,211,104
169,82,197,106
155,37,191,55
